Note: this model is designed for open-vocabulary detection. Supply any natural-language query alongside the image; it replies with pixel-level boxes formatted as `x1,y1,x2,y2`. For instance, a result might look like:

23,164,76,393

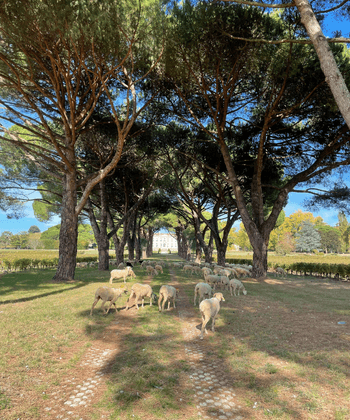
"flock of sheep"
90,259,252,340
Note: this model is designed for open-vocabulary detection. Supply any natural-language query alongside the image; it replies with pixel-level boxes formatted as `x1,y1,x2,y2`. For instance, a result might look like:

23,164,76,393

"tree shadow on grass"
0,269,101,305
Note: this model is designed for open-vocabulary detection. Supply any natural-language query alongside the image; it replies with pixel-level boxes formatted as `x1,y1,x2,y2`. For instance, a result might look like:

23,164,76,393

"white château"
153,233,178,252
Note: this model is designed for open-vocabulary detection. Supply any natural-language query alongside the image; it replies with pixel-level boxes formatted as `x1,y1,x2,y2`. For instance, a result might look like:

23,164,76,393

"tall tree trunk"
294,0,350,131
146,227,154,257
53,171,78,281
127,213,136,261
87,181,110,271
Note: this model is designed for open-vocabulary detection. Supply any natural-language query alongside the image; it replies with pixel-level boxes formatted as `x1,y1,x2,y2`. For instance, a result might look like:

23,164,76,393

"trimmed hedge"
226,257,350,279
1,256,98,271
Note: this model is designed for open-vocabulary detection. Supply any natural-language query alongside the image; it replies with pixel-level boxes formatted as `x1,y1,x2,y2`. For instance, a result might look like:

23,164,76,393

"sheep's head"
151,292,158,302
213,292,225,302
243,290,247,296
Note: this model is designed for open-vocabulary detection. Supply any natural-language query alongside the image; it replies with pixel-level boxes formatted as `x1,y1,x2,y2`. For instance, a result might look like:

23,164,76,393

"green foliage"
295,221,321,253
28,225,40,233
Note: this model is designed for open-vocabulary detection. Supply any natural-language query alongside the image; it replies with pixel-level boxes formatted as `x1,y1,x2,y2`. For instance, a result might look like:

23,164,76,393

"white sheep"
275,267,286,277
219,269,232,277
201,267,212,276
194,282,213,306
109,266,136,284
204,273,222,290
183,264,193,274
125,283,157,310
234,267,251,278
199,292,225,339
154,264,163,274
220,275,230,291
158,285,179,311
146,266,158,276
229,279,247,296
90,286,128,315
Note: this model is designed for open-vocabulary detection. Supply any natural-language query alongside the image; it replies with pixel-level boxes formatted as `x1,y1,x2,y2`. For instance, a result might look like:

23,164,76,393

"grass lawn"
1,255,350,419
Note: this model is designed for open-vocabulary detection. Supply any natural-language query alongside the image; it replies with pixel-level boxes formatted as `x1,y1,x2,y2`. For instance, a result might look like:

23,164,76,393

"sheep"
201,267,212,276
90,286,128,315
229,279,247,296
204,273,222,290
118,262,126,268
220,275,230,291
146,266,158,276
76,262,88,268
158,285,179,311
219,269,232,278
183,264,194,274
199,293,225,339
213,266,224,275
125,283,157,310
233,267,251,278
154,264,163,274
191,266,203,275
275,267,286,277
194,282,213,306
109,266,136,284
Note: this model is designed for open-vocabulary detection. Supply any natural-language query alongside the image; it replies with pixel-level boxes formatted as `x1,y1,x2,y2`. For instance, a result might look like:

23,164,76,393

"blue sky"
0,10,349,235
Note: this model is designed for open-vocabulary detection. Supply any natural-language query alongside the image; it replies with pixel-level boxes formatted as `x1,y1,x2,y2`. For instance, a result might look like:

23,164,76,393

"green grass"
1,254,350,419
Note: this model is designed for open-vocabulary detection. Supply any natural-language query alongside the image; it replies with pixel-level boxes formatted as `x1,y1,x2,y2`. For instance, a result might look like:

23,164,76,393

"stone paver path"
178,305,244,420
42,333,120,419
41,271,245,420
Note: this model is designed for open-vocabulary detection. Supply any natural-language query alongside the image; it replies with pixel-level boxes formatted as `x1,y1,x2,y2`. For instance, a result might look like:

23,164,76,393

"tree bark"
86,182,110,271
294,0,350,131
52,171,78,281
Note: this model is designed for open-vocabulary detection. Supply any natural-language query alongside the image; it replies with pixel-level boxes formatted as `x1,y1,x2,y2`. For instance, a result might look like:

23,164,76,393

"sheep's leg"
212,314,218,332
200,313,209,339
158,295,163,312
194,291,197,306
90,297,100,315
106,300,118,315
101,300,107,314
126,291,135,310
109,278,113,284
172,297,176,309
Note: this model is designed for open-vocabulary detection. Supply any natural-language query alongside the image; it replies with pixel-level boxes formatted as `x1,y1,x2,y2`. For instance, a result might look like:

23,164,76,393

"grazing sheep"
109,266,136,284
275,267,286,277
154,264,163,274
90,286,128,315
202,267,212,276
229,279,247,296
158,285,179,311
234,267,251,278
213,266,224,275
199,293,225,339
191,266,203,275
76,262,88,268
146,266,158,276
125,283,157,310
204,273,222,290
220,275,230,291
219,269,232,278
194,282,213,306
183,264,193,274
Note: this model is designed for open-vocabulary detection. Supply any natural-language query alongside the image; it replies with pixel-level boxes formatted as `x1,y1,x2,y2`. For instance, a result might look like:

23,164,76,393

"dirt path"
38,270,245,420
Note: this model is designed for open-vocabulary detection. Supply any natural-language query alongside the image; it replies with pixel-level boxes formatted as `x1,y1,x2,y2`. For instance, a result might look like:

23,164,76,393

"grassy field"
1,254,350,419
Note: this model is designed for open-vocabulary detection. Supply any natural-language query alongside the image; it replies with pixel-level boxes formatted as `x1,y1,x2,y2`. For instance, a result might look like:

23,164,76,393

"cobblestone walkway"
168,259,247,420
41,273,244,420
42,332,119,419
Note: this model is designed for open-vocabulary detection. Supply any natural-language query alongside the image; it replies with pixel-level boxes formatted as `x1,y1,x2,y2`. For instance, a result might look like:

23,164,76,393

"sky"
0,9,349,235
